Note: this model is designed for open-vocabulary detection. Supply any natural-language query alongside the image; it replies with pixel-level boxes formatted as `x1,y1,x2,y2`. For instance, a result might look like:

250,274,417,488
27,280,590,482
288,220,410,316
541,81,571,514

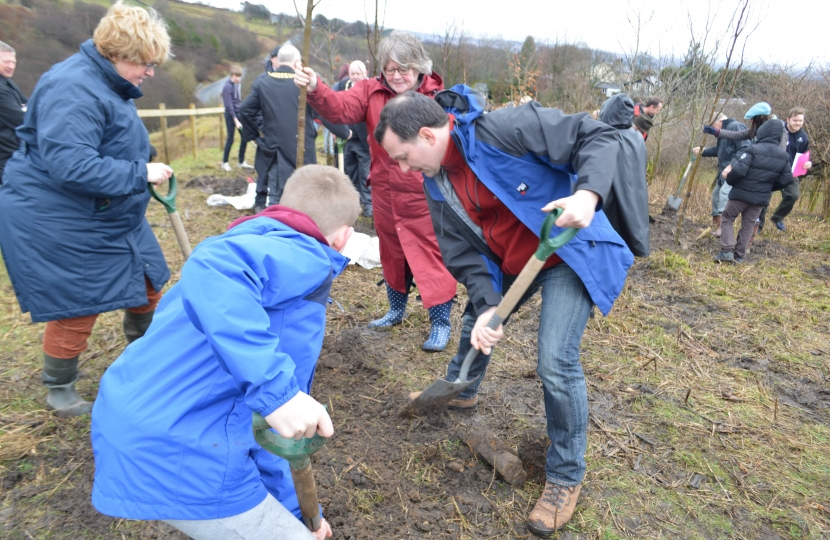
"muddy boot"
713,215,722,237
368,284,407,328
422,300,453,352
123,309,154,344
527,482,582,537
42,354,93,418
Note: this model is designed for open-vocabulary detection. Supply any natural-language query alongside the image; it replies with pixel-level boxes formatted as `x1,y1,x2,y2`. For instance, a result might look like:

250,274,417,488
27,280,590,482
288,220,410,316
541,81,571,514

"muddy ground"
1,175,829,539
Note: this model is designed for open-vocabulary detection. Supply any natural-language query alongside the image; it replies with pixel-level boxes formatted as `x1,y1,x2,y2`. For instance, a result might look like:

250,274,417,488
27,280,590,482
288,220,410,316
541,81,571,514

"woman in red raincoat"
295,31,457,351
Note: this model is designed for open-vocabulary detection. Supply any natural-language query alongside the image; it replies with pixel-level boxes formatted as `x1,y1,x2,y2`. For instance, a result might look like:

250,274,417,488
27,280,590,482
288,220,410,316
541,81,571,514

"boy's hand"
721,164,732,179
471,306,504,355
312,518,333,539
264,392,333,440
542,189,599,229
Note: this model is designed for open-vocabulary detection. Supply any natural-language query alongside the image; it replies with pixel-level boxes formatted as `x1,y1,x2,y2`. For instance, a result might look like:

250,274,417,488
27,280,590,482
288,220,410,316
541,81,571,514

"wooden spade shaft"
289,459,323,532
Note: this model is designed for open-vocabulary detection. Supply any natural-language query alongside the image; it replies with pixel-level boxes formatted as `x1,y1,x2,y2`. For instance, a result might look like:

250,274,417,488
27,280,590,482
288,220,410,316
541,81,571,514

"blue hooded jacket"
0,40,168,322
426,85,633,315
91,213,349,521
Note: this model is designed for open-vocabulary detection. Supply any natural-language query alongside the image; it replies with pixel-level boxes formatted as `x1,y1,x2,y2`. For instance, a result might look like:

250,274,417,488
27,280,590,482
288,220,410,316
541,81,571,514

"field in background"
1,132,829,539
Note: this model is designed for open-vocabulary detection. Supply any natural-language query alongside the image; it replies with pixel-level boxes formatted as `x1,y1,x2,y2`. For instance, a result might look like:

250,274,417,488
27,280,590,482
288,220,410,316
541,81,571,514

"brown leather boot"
407,391,478,410
527,482,582,537
713,215,722,237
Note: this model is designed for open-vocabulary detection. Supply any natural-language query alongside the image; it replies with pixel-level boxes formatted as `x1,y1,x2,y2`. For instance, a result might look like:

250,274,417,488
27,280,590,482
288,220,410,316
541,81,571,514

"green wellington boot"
123,309,155,343
42,354,93,418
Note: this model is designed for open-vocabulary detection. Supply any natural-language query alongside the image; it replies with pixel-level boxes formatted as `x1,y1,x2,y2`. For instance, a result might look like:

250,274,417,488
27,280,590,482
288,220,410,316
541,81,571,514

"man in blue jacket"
91,165,360,540
375,89,633,536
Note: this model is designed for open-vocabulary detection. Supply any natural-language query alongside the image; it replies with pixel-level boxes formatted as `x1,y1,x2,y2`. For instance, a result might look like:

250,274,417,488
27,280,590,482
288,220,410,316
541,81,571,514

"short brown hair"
229,64,242,77
93,2,171,65
788,107,806,118
644,97,663,108
279,165,360,236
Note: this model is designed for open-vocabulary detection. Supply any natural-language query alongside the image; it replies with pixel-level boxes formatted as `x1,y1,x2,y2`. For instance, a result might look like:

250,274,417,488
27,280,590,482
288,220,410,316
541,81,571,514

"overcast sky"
188,0,825,68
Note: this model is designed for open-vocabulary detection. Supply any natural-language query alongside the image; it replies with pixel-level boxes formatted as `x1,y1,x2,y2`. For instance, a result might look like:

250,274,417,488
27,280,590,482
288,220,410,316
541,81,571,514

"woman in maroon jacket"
295,32,457,351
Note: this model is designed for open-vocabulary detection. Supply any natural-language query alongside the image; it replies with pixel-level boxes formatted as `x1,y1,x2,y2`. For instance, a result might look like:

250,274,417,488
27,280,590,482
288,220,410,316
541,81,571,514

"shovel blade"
666,196,682,210
398,377,477,418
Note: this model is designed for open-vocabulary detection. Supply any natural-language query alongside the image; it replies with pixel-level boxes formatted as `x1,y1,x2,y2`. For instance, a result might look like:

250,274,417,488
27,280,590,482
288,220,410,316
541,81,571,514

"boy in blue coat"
91,165,360,540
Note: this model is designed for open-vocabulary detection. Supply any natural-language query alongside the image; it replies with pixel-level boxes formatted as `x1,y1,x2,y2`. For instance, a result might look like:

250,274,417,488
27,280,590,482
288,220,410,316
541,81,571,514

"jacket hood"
599,94,635,129
227,205,328,245
756,118,785,144
80,40,143,101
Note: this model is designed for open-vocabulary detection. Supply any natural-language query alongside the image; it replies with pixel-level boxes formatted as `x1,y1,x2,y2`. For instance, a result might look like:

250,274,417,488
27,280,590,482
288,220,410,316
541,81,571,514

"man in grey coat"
598,93,649,257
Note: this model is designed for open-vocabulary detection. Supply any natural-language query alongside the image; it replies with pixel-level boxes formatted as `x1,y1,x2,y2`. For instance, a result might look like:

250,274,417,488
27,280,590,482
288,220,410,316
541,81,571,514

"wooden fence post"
190,103,198,159
159,103,169,164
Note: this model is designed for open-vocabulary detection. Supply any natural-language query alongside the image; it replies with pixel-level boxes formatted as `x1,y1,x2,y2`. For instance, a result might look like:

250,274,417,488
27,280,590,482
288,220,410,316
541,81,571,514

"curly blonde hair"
93,2,171,65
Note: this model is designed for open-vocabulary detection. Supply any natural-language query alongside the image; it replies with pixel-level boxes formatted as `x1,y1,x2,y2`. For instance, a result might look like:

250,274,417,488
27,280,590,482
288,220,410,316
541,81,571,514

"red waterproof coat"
307,73,457,308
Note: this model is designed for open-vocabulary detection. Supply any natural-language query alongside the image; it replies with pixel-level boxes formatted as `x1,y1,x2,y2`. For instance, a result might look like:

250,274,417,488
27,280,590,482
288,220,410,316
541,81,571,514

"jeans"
711,177,732,216
445,263,593,486
223,112,247,164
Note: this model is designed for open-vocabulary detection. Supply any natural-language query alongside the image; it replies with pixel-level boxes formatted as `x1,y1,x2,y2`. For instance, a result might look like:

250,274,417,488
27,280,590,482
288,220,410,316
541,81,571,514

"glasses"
384,66,411,77
144,62,157,73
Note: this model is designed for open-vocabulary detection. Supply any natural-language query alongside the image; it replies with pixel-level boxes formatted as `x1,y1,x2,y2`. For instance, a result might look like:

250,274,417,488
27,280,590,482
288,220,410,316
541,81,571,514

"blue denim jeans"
446,263,593,486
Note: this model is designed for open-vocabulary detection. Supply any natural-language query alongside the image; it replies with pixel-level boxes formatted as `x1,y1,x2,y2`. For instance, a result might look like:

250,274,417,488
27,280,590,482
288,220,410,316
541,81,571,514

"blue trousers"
446,263,593,486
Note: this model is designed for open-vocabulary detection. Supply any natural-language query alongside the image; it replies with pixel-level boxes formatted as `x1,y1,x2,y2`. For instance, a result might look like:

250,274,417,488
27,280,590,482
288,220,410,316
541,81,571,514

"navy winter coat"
0,40,169,322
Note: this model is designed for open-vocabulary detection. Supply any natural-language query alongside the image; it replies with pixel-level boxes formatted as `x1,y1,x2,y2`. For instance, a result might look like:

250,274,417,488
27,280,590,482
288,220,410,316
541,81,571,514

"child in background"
222,64,252,171
91,165,360,540
716,120,793,263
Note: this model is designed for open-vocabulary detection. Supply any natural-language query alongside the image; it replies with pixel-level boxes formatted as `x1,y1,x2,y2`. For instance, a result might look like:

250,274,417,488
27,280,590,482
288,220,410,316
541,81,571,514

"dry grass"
1,124,829,538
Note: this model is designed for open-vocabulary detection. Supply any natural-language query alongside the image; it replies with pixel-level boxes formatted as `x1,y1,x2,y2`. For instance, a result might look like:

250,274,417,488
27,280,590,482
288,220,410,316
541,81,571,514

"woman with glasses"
0,2,173,416
295,31,458,352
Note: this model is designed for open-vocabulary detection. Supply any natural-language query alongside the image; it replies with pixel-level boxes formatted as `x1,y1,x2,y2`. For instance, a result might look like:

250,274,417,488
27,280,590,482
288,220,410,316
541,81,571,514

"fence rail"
136,103,226,163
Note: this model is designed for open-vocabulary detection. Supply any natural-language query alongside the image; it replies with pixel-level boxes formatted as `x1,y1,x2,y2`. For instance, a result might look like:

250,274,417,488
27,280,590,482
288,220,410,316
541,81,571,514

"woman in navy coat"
0,3,174,416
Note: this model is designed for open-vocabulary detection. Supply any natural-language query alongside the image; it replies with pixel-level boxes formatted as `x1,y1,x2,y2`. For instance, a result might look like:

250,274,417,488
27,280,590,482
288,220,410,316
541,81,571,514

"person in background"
598,93,650,257
335,60,373,217
294,31,458,352
0,2,174,416
239,45,349,212
693,112,750,237
768,107,811,231
0,40,28,183
635,97,663,118
716,120,793,263
221,64,252,172
632,113,652,141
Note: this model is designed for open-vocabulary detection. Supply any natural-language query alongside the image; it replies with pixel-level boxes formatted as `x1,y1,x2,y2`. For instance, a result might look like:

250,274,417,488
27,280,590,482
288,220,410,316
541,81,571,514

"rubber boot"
123,309,155,344
422,300,453,352
368,284,407,328
42,354,93,418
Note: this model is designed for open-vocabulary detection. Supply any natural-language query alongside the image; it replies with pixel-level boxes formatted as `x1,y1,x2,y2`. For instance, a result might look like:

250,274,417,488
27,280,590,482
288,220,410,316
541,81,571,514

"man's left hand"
804,161,812,170
541,189,600,228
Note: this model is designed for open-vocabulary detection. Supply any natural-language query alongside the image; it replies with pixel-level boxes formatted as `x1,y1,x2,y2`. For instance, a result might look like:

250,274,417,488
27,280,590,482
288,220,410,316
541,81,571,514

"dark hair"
374,91,449,145
644,97,663,108
747,114,770,138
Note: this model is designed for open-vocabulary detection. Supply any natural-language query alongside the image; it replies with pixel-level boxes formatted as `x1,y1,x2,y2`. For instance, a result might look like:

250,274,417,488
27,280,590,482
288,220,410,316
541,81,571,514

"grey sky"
189,0,824,68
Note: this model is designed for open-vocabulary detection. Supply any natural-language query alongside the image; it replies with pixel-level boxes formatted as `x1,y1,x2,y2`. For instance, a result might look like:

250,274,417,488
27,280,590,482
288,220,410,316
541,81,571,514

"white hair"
0,41,15,54
349,60,367,77
276,44,300,65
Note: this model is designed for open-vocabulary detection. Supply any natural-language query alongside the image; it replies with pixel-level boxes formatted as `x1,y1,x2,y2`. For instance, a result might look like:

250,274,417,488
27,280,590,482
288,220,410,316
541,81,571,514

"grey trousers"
711,178,732,217
163,494,314,540
720,199,764,258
